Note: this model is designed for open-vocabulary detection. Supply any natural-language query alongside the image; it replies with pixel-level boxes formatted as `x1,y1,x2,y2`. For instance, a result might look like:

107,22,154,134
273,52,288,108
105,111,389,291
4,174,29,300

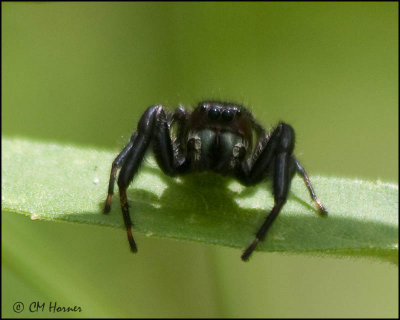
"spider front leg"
238,122,327,261
104,105,188,253
107,106,162,252
237,122,298,261
152,105,190,175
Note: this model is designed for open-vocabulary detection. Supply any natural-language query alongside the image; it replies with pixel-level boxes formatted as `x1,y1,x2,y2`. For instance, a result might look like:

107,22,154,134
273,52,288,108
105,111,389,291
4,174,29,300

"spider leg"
104,133,137,213
114,105,166,252
293,157,328,214
109,105,189,253
152,106,190,175
237,122,295,261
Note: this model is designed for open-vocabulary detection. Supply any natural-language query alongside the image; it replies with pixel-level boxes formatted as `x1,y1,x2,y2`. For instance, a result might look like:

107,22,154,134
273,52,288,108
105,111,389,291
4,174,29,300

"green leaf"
2,136,398,264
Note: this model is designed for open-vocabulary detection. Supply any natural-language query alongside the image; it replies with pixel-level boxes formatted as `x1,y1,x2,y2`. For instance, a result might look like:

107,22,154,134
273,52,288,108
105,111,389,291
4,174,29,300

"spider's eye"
236,108,242,117
208,108,220,120
221,109,234,122
200,104,207,112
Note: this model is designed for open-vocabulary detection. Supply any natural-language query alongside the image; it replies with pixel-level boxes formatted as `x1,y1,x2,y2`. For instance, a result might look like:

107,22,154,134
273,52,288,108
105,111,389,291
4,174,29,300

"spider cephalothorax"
104,101,327,261
184,101,252,173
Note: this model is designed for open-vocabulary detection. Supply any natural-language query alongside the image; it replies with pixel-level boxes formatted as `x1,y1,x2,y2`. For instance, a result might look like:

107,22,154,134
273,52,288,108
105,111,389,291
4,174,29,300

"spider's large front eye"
221,109,234,122
208,108,220,120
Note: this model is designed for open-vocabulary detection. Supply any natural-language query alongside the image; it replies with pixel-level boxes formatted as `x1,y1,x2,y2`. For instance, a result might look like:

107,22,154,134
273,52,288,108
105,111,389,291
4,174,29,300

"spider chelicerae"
104,101,327,261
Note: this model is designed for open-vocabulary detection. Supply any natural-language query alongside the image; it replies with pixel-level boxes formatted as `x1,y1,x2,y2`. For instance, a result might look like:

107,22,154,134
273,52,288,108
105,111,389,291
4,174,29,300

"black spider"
104,101,327,261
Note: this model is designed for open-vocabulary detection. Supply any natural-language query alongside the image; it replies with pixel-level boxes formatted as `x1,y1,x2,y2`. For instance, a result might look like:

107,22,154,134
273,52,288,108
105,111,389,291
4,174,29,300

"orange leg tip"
104,194,113,214
127,229,137,253
314,199,328,215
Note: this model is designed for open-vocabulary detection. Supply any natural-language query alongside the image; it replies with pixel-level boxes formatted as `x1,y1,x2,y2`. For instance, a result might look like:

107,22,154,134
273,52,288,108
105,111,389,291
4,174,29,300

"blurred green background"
2,2,398,317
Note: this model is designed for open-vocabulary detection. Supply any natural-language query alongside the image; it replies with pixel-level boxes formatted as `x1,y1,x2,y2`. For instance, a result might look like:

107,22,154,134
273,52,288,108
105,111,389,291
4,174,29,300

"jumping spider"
104,101,327,261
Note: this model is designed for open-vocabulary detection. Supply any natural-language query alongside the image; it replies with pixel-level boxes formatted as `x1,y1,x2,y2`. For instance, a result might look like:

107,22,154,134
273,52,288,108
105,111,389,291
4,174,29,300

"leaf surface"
2,137,398,264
